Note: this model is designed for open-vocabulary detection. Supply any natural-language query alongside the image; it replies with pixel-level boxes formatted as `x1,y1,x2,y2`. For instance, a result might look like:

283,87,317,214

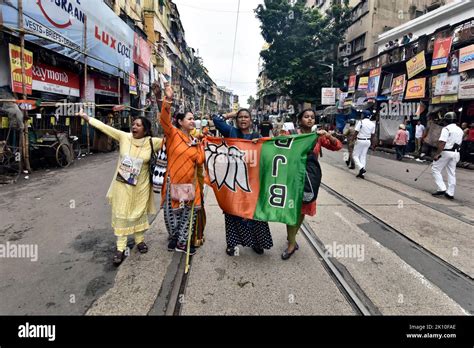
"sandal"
136,242,148,254
113,250,125,266
226,246,236,256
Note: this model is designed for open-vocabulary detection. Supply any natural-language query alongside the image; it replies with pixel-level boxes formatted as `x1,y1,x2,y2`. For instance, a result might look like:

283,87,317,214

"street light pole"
316,62,334,88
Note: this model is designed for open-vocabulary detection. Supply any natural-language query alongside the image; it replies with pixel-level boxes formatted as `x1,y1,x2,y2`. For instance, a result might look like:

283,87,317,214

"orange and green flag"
204,133,317,226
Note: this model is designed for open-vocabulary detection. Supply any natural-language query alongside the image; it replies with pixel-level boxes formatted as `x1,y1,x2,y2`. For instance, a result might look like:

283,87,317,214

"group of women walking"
77,84,342,266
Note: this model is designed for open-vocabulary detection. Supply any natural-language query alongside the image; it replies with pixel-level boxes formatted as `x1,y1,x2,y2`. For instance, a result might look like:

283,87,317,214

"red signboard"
93,74,119,97
134,33,152,70
348,75,356,93
32,62,80,97
431,37,453,70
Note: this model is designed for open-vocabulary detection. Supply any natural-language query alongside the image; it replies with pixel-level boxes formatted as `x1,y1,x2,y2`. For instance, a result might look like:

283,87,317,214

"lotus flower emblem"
205,142,250,192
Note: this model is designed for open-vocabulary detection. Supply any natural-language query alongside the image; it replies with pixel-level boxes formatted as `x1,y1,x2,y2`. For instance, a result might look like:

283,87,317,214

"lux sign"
95,26,131,59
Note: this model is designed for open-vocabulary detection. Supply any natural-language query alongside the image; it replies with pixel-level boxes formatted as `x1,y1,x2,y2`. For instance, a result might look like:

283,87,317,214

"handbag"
150,137,167,193
170,166,198,202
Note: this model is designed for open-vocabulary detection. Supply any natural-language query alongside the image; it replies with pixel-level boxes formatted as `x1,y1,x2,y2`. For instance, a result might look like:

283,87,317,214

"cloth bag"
150,137,167,193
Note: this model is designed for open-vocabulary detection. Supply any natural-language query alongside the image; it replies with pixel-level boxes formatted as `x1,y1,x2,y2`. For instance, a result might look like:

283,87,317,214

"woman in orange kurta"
159,85,205,255
281,109,342,260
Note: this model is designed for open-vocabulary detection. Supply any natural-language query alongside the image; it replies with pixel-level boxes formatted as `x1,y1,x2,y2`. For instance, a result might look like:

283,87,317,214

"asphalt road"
0,152,123,314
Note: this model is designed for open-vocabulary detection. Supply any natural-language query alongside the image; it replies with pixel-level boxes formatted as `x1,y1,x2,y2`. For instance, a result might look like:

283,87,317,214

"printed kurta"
88,118,162,236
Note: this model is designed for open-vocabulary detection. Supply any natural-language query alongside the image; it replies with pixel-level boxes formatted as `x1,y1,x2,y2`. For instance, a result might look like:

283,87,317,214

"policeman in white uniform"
431,112,464,199
352,110,376,179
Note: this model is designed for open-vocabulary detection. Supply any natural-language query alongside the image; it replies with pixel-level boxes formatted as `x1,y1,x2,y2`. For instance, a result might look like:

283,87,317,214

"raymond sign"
9,44,33,94
431,37,453,70
405,78,426,99
406,51,426,79
32,63,80,97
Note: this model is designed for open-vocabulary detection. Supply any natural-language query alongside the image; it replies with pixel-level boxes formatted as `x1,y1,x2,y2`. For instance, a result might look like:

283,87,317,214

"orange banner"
405,78,426,99
204,136,263,220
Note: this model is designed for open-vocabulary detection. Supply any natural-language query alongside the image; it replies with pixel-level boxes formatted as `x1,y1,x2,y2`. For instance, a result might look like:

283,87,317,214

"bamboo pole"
83,15,90,154
18,0,31,173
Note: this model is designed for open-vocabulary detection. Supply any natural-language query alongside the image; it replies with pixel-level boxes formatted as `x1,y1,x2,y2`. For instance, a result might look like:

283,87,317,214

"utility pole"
18,0,31,173
316,62,334,88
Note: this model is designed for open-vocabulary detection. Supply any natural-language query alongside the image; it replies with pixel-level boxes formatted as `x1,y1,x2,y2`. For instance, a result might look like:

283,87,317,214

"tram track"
328,153,473,225
308,183,474,314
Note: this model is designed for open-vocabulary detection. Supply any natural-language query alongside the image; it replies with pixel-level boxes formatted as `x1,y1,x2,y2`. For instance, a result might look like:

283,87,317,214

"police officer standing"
431,112,464,199
353,110,376,178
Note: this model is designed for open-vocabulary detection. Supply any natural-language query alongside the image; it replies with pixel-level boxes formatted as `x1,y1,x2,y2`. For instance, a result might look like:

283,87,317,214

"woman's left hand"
251,138,259,144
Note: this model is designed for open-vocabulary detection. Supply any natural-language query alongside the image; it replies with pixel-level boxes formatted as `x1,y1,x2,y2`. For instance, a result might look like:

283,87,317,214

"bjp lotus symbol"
205,142,250,192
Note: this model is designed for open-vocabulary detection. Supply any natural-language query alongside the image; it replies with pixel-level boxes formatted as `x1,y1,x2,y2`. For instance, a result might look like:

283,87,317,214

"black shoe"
252,246,264,255
112,250,125,266
349,165,355,169
432,190,446,196
167,238,177,251
360,168,367,174
281,243,299,260
444,193,454,200
226,246,236,256
136,242,148,254
345,160,350,167
175,244,196,256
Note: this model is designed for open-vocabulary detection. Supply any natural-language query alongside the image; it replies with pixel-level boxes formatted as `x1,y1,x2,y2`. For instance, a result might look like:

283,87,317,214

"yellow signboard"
406,51,426,79
9,43,33,94
1,117,9,128
51,116,56,125
65,118,70,126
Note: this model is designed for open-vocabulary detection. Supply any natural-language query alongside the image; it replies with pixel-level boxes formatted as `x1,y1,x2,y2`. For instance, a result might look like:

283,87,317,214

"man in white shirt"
431,112,464,199
415,121,425,155
352,110,376,179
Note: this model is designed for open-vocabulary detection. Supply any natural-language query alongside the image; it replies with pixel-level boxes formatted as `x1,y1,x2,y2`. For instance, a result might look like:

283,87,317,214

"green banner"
254,133,317,226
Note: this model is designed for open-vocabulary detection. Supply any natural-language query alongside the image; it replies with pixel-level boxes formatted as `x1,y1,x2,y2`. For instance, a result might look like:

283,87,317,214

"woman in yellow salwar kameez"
76,109,162,265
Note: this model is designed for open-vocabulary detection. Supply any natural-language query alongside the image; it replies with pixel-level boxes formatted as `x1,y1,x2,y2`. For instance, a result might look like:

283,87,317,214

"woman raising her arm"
212,109,273,256
76,109,162,265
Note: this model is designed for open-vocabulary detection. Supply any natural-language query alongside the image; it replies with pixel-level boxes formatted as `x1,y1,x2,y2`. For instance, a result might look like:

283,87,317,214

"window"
353,34,366,53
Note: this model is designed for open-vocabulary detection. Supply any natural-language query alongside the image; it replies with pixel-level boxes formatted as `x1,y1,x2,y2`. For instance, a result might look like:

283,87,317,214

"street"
1,149,472,315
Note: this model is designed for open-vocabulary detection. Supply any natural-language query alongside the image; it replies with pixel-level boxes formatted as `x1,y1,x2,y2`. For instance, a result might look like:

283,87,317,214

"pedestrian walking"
393,124,408,161
431,112,464,200
281,108,342,260
343,119,356,169
415,120,425,155
352,110,376,178
158,84,206,255
75,109,163,265
212,109,273,256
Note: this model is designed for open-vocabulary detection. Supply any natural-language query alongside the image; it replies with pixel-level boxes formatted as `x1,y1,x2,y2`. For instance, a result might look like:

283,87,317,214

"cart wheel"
56,144,73,168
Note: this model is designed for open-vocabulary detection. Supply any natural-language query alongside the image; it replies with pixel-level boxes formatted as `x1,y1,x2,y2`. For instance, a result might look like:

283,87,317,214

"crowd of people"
75,83,470,266
75,84,343,265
